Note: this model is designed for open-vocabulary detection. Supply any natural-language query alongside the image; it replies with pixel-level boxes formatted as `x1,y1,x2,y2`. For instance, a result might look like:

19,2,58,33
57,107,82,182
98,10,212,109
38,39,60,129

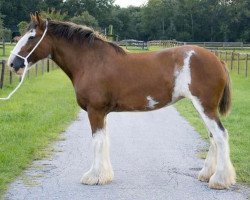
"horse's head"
8,12,51,75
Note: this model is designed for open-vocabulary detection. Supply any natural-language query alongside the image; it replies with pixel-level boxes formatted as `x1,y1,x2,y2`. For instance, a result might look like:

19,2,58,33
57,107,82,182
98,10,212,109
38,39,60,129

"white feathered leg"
198,137,217,182
81,129,114,185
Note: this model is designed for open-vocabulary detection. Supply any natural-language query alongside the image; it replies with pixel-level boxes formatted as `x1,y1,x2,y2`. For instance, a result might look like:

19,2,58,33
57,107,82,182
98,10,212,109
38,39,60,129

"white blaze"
146,96,158,109
8,29,36,66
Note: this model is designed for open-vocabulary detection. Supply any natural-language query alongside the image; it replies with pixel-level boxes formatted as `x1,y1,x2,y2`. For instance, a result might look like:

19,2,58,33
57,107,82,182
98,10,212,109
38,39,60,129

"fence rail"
148,40,250,51
184,41,244,47
118,40,148,50
210,50,249,77
0,58,57,90
148,40,185,48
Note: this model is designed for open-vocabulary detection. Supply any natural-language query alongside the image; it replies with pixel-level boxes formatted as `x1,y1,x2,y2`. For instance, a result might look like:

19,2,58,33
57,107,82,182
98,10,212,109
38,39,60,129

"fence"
184,41,244,48
118,40,148,50
0,58,57,90
211,50,249,77
148,40,250,51
148,40,185,48
0,41,5,56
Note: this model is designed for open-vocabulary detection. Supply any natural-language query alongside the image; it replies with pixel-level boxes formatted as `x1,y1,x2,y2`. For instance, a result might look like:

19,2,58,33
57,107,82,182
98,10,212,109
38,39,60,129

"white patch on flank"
146,96,158,109
81,129,114,185
172,50,195,101
8,29,36,66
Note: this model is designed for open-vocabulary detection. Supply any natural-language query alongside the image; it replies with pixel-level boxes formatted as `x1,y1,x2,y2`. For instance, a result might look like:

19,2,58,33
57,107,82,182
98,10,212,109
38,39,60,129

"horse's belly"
114,87,174,112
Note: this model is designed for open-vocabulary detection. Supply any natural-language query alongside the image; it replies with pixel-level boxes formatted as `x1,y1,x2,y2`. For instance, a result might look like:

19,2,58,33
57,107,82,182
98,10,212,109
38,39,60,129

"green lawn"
175,72,250,185
1,43,15,59
0,70,79,196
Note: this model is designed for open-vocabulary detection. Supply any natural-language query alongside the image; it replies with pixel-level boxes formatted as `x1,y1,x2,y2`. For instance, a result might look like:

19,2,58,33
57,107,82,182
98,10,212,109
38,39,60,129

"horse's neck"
51,38,110,81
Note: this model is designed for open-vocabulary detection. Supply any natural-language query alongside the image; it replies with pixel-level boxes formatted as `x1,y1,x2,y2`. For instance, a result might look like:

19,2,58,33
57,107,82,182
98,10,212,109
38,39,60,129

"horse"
8,12,236,189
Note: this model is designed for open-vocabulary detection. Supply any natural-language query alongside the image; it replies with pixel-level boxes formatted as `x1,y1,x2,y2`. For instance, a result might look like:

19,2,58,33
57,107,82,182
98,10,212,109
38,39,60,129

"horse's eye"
28,36,35,40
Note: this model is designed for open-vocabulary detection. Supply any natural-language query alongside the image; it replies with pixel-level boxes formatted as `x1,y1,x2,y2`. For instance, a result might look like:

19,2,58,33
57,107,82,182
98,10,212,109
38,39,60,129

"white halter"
0,20,48,100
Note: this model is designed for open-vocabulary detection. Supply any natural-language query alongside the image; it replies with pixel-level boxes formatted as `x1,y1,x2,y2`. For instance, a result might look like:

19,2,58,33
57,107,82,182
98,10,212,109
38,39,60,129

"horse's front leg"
81,107,114,185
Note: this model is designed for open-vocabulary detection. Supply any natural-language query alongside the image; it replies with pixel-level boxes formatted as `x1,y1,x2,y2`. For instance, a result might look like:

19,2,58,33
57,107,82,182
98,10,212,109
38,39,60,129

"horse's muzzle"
11,57,25,74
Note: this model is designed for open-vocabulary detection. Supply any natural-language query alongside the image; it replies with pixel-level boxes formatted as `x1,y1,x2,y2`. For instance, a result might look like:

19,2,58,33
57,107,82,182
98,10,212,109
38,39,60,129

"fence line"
147,40,250,50
0,60,5,89
0,58,57,90
210,50,249,77
118,40,148,50
148,40,185,48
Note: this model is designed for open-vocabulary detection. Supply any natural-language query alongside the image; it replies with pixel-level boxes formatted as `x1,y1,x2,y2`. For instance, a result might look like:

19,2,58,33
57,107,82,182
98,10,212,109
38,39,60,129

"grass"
175,72,250,185
0,69,79,196
1,43,15,59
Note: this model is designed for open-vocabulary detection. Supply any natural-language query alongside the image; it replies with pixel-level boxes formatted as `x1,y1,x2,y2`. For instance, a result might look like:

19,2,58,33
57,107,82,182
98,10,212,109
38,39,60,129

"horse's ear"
35,11,44,27
30,13,36,22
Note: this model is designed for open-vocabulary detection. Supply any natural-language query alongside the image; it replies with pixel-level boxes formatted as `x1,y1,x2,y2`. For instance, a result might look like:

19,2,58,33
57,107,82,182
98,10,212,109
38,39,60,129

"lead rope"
0,20,48,101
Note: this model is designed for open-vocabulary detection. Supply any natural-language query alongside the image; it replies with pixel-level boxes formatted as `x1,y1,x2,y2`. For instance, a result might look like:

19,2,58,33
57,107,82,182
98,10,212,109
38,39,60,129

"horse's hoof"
208,170,235,189
209,178,230,190
198,168,214,182
198,173,210,182
81,168,114,185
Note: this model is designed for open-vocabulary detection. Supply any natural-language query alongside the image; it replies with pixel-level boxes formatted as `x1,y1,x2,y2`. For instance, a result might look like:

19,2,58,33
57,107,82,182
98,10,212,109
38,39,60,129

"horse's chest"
74,82,108,111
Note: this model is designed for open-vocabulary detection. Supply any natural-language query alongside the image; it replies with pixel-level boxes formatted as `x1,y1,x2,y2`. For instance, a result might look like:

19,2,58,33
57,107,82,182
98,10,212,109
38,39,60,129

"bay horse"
8,13,236,189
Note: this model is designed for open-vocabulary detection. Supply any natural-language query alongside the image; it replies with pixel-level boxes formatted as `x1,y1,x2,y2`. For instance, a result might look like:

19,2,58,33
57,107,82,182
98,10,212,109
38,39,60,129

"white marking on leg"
198,137,217,182
172,50,195,101
209,128,236,189
81,129,114,185
191,97,235,189
8,29,36,66
146,96,158,109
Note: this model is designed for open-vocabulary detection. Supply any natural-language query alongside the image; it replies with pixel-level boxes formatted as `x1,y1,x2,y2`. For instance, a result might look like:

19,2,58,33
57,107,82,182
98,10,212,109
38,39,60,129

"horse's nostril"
10,63,13,67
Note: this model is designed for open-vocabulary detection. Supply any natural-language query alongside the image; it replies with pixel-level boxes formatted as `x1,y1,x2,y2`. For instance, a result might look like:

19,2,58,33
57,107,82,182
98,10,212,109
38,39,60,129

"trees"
62,0,114,28
17,21,28,35
0,13,4,39
70,11,99,28
0,0,40,31
41,8,68,21
0,0,248,42
0,13,11,41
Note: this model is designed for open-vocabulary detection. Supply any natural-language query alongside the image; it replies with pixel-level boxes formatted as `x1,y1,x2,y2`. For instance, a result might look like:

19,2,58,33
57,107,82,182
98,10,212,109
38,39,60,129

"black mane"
48,20,126,54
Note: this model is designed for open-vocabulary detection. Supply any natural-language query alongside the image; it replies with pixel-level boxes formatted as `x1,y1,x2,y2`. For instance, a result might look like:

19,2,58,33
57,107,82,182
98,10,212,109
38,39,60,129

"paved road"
5,107,249,200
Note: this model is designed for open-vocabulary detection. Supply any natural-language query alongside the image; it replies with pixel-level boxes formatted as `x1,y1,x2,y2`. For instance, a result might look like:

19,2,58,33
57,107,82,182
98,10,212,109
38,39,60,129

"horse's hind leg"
190,97,236,189
81,107,114,185
198,136,217,182
208,121,236,189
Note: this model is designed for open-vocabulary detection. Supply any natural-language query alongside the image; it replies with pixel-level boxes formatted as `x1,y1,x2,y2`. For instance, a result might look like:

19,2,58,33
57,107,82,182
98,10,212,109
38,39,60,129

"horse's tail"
219,61,232,116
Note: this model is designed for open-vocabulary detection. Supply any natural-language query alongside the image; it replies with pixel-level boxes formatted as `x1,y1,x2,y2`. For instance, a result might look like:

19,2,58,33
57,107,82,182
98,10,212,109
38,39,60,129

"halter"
0,20,48,101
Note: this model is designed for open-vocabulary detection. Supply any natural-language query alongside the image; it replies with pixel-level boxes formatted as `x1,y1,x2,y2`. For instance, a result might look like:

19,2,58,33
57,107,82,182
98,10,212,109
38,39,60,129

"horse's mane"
47,20,126,54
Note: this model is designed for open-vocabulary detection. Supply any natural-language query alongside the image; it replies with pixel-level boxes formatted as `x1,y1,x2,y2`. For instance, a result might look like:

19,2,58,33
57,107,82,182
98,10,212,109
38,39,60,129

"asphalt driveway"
5,107,249,200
